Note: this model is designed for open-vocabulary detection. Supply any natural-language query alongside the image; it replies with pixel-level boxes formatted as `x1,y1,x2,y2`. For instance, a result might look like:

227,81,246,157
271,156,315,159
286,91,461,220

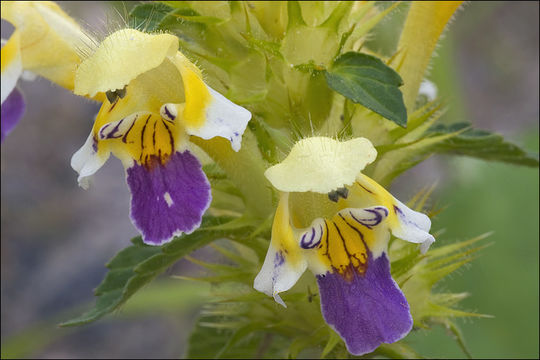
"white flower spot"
160,103,177,122
419,79,438,101
164,192,174,207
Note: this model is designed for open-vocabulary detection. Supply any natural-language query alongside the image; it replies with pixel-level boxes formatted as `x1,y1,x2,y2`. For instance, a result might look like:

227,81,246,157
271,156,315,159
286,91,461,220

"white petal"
355,173,435,253
172,52,251,152
253,192,307,306
185,86,252,152
391,198,435,253
21,70,37,82
71,133,109,189
254,243,307,307
1,31,22,104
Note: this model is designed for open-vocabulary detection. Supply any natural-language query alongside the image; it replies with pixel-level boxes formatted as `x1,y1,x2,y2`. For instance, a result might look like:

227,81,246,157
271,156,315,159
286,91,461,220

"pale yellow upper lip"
264,136,377,194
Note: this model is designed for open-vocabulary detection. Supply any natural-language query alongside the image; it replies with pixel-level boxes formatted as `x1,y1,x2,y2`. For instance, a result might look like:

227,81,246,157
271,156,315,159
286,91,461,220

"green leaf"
120,280,210,316
186,315,287,359
129,3,176,32
438,319,473,359
241,33,284,60
371,132,457,186
165,1,231,22
320,330,341,358
374,342,424,359
325,52,407,127
186,315,236,359
248,117,278,163
60,216,253,327
169,12,225,25
130,3,224,33
429,122,539,167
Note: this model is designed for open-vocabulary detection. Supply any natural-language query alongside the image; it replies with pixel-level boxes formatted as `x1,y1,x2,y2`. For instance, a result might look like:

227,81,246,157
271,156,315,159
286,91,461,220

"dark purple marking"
140,115,151,150
274,250,285,267
163,106,175,122
108,99,118,112
1,88,25,142
300,225,323,249
109,119,124,138
317,252,412,355
374,206,389,217
160,119,175,153
126,150,211,245
99,123,111,138
393,205,420,229
332,220,367,276
92,135,98,152
300,228,315,248
349,207,387,229
152,120,157,147
358,183,374,194
102,119,125,139
122,116,137,143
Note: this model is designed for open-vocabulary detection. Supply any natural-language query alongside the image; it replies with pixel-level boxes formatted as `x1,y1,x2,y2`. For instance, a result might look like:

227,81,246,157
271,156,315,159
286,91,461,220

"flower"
254,136,435,355
1,31,24,141
1,1,90,141
70,28,251,245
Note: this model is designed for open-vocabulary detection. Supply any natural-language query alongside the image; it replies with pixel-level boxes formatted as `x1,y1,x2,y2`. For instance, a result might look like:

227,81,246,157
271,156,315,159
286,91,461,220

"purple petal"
126,150,211,245
1,87,25,142
317,252,413,356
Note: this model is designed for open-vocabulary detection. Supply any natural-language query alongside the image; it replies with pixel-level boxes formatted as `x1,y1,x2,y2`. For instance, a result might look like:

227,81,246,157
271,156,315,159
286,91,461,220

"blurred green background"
402,2,540,357
1,1,538,358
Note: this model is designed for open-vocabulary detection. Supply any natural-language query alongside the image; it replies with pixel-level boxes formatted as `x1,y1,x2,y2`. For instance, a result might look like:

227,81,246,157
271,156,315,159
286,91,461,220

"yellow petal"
1,1,90,90
91,57,186,128
172,53,211,130
297,206,391,277
94,111,188,168
74,29,179,97
353,173,435,253
84,58,188,166
171,53,252,151
254,192,307,306
265,136,377,193
1,30,22,103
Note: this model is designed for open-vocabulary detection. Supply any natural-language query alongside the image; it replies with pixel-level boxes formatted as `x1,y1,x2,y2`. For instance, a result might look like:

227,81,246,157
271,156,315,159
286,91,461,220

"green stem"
392,1,462,112
192,129,275,219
